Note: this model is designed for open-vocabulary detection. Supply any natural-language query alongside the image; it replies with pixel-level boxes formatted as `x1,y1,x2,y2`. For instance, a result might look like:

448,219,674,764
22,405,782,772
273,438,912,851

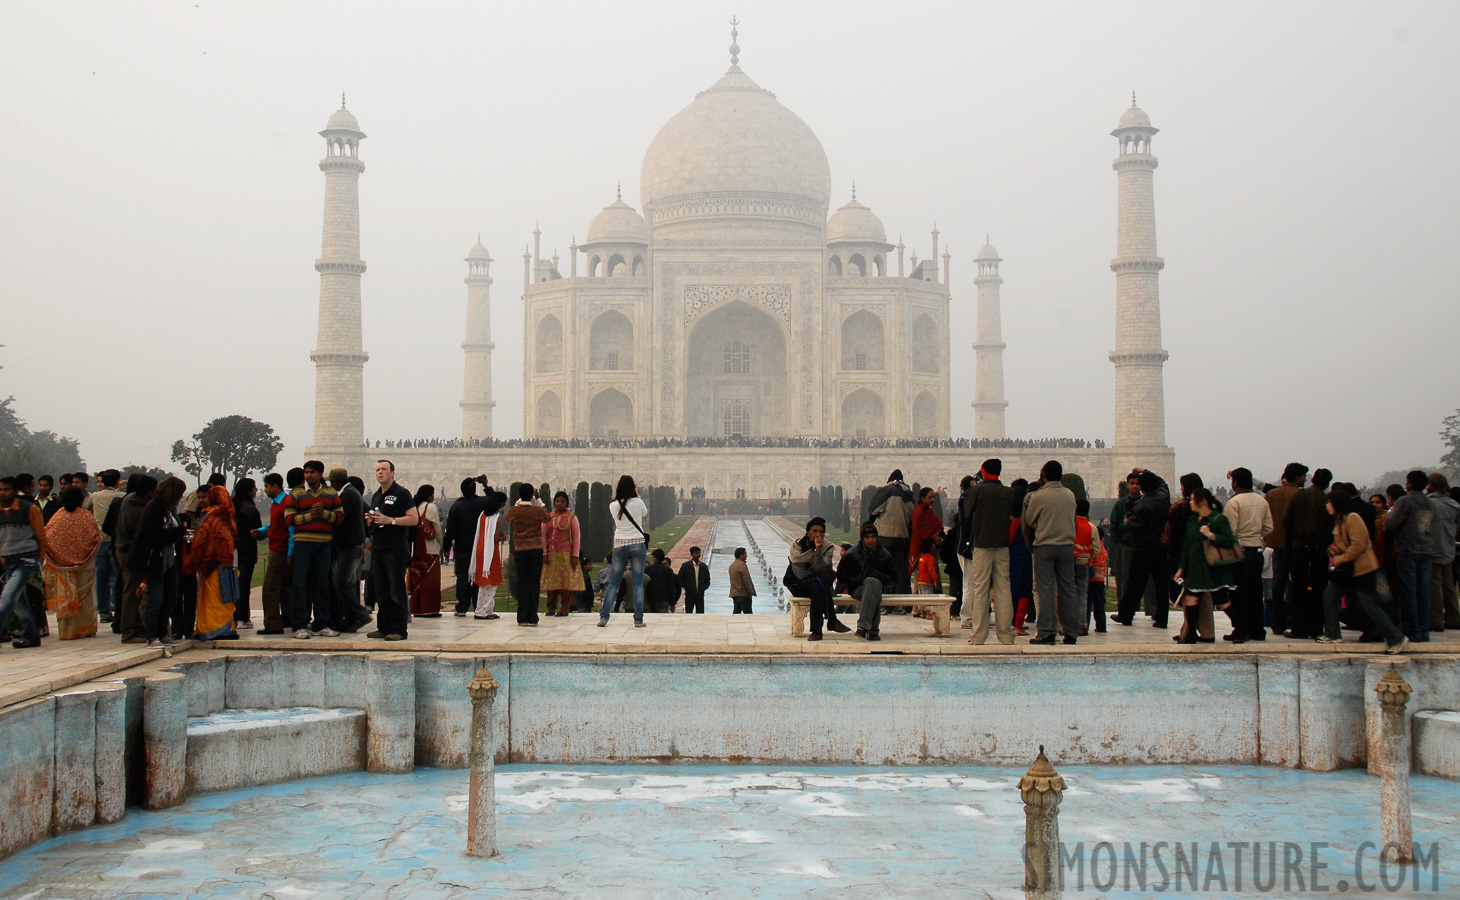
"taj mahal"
308,28,1175,499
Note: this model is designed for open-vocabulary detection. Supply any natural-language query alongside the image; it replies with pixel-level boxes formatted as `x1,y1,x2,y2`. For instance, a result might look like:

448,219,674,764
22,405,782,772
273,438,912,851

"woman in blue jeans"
598,475,649,627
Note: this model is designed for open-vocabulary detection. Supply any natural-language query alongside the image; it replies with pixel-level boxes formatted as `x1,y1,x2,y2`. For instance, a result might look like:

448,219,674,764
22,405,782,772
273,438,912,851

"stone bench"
185,707,367,794
789,593,955,637
1413,709,1460,779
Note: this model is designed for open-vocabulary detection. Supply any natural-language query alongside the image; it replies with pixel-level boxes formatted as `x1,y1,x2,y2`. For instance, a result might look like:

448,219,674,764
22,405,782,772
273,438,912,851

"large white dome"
640,66,831,222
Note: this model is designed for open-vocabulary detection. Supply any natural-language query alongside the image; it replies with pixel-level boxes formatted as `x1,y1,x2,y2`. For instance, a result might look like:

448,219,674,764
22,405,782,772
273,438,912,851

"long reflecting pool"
4,764,1457,898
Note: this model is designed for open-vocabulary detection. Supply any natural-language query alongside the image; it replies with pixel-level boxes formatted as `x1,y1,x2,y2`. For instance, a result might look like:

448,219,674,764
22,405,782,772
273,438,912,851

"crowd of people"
361,436,1105,451
778,461,1460,650
2,457,1456,655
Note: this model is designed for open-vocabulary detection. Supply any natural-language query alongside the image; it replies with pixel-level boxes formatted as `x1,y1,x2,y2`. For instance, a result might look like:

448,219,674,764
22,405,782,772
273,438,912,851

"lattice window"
723,402,751,437
605,351,620,371
723,341,751,375
856,428,868,442
854,352,868,371
605,428,620,442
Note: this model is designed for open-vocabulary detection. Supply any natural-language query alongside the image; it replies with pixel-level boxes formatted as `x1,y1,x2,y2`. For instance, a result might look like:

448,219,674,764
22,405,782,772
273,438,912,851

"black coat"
129,498,185,578
444,495,491,557
645,561,682,609
235,501,264,566
678,560,710,600
1124,476,1170,551
836,540,898,595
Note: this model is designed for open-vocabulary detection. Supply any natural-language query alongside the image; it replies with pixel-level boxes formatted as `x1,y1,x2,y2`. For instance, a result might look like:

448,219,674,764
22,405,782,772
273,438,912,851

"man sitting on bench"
787,516,850,642
837,522,899,642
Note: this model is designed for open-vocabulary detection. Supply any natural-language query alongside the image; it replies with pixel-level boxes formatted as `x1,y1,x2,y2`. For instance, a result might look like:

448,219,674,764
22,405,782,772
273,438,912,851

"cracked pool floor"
3,765,1458,899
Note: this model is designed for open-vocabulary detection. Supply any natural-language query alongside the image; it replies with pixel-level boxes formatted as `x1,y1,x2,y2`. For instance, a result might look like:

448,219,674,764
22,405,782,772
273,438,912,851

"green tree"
121,463,172,483
172,415,283,484
1441,409,1460,480
1061,473,1088,503
0,396,85,476
574,481,592,556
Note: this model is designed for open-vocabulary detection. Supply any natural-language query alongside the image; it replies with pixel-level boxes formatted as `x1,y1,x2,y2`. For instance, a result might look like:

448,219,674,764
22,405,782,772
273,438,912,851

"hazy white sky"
2,1,1456,486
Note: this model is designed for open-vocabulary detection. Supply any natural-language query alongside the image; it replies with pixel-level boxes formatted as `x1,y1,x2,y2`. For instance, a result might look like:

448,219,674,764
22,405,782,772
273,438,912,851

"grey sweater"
1383,490,1435,556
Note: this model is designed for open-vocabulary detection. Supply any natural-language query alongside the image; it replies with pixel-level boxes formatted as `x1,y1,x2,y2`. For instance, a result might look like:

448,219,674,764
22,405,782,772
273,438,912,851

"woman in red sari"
187,485,239,641
408,484,443,617
43,487,102,639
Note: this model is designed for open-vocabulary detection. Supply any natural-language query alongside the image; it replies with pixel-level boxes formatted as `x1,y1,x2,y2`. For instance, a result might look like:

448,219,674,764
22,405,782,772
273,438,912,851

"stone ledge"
185,707,367,794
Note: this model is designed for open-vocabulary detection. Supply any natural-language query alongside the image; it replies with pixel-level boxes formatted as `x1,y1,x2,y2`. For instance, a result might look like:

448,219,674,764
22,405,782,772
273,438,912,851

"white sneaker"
1385,638,1410,655
293,629,312,640
312,627,340,637
237,620,255,630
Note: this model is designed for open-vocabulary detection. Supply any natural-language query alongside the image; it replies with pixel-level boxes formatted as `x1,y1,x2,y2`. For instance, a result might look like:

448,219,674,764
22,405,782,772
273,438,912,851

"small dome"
826,198,887,244
1117,105,1151,129
976,240,1000,260
325,106,360,132
585,198,648,245
467,240,491,259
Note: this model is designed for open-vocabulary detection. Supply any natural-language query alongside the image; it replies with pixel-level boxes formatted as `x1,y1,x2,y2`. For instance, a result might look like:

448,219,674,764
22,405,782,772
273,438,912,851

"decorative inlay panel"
683,284,792,327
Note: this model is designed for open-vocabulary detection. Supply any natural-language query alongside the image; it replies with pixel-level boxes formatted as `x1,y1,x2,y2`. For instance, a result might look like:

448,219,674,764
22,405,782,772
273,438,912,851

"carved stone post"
1374,663,1413,863
466,667,501,858
1020,744,1065,899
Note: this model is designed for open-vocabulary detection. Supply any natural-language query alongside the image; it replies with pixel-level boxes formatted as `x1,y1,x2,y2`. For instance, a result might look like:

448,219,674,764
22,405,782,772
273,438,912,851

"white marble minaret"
1109,96,1168,451
460,237,496,439
310,96,369,448
971,237,1008,439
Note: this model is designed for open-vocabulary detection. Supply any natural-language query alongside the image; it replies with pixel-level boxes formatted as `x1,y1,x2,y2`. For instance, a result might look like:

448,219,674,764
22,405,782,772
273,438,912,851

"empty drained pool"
4,764,1457,898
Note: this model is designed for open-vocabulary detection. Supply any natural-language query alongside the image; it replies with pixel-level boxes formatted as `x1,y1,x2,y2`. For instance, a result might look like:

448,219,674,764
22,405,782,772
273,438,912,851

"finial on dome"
729,15,740,66
1131,91,1137,107
477,233,481,243
341,92,346,109
986,233,990,243
851,180,856,201
616,180,622,201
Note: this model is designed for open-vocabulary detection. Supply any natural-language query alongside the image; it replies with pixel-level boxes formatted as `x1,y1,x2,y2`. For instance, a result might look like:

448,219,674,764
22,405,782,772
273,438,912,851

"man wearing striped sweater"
284,460,343,639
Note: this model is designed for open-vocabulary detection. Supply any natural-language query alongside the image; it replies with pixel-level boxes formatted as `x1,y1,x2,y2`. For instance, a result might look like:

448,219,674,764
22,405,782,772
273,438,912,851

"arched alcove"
848,253,866,277
828,255,842,276
535,315,562,372
841,309,885,371
686,301,787,438
588,388,633,440
911,313,939,373
841,389,885,441
912,390,938,437
589,310,633,371
536,390,562,437
608,253,626,277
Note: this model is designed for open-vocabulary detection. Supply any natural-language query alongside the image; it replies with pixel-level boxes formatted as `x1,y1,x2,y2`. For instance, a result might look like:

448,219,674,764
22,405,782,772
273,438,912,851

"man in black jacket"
678,547,711,614
837,522,898,641
329,468,372,633
443,477,491,617
645,548,681,613
958,458,1018,644
1113,469,1170,628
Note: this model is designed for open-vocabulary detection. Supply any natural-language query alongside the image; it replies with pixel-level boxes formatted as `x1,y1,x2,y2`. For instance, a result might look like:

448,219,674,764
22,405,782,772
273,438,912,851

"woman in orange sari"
188,485,239,641
43,487,102,639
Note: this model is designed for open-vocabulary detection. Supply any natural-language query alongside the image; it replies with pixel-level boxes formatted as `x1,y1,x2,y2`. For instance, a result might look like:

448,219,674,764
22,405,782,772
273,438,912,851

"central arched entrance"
686,300,788,438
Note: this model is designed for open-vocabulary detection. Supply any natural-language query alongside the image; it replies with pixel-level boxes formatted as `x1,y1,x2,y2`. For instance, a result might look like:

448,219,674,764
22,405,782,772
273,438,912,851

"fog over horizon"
2,1,1456,489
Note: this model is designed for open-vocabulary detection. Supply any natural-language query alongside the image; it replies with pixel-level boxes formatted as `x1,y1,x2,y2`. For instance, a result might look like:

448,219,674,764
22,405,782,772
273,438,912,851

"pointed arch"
841,389,885,440
828,255,843,276
911,312,939,373
536,390,562,437
607,253,626,277
589,310,633,370
535,314,562,372
686,300,787,439
841,309,885,371
912,390,938,437
588,388,633,440
848,253,866,277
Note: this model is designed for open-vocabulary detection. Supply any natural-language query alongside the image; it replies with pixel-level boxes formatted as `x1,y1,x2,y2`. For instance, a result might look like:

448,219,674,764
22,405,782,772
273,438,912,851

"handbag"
217,566,240,608
1203,538,1243,567
417,504,438,541
782,561,799,590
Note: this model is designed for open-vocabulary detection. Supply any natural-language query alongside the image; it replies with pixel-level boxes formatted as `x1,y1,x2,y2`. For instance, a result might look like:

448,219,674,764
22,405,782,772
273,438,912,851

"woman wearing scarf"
469,490,508,619
43,487,102,639
540,490,581,617
408,484,443,617
187,485,239,641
